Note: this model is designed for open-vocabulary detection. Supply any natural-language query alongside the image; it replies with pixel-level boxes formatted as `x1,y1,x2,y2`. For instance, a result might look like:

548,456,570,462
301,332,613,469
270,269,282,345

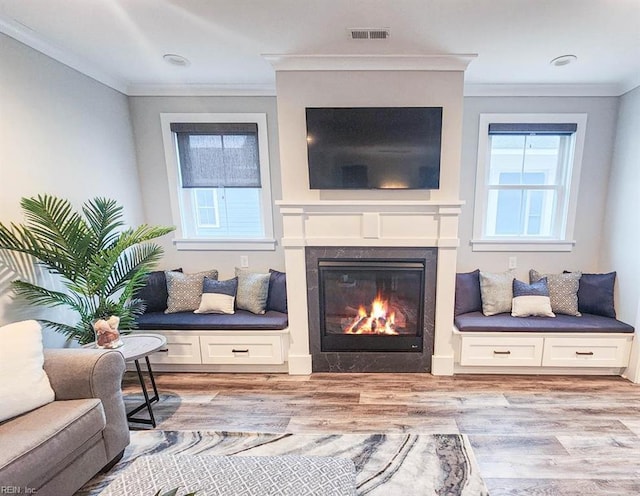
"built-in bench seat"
137,310,288,331
455,311,634,334
132,269,289,372
453,269,635,374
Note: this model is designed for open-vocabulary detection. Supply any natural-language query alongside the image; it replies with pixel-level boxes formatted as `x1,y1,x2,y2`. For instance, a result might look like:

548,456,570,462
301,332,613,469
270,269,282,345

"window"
472,114,587,252
161,113,275,251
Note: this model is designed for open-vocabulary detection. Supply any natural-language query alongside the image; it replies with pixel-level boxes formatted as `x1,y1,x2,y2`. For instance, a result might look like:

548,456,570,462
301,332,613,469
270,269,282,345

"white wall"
0,34,143,346
128,96,284,279
458,96,619,280
599,87,640,379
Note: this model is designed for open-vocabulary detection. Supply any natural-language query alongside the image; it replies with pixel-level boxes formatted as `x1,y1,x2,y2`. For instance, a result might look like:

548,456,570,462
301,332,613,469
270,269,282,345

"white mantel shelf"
276,199,463,249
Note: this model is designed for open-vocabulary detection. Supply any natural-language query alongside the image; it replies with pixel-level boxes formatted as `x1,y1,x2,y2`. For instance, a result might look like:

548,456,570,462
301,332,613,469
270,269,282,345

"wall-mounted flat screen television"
305,107,442,190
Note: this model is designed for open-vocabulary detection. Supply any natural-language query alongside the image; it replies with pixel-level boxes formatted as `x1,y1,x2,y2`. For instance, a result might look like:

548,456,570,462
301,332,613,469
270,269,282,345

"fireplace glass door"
318,260,425,352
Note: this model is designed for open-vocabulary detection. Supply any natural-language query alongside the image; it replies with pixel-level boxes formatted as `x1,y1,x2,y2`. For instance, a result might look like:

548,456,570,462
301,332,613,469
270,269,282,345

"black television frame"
305,106,443,190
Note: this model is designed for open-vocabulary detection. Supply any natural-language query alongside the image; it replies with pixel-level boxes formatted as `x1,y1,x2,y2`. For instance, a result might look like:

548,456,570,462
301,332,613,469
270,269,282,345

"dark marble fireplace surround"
306,246,437,372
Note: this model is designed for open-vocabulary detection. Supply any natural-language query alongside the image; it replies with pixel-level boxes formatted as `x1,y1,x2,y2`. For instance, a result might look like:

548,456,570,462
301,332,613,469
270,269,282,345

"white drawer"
200,335,284,365
542,336,632,367
147,333,202,365
460,336,544,366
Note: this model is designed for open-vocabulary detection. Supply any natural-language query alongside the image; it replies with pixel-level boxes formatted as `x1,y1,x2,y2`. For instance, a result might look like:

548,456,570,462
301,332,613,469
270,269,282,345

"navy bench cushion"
136,310,288,331
454,311,634,334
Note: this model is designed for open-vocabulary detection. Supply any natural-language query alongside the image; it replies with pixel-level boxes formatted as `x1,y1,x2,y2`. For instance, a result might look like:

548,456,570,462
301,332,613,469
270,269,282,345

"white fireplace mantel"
276,200,463,249
277,200,462,376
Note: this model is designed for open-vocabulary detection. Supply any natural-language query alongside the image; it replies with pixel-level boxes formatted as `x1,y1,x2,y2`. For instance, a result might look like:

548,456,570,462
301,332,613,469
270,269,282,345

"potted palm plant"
0,194,174,345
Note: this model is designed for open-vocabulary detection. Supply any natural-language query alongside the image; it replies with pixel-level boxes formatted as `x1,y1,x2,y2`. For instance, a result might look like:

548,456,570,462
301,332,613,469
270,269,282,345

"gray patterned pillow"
479,271,515,316
529,269,581,316
165,270,218,314
235,268,270,314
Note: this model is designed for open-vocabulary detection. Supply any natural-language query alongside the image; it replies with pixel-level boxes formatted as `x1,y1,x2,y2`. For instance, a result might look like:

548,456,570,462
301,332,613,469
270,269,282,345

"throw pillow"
565,271,617,318
136,268,182,313
511,278,555,317
454,269,482,316
0,320,55,422
165,270,218,314
530,269,581,316
479,271,515,316
235,268,270,315
195,277,238,315
267,269,288,313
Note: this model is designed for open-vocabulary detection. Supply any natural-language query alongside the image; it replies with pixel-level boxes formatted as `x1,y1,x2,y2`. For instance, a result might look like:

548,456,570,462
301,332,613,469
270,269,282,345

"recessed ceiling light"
163,54,190,67
550,54,577,67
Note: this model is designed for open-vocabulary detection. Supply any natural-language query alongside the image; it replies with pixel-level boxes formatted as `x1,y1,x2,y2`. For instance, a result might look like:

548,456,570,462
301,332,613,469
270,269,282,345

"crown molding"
0,16,128,94
126,83,277,97
463,83,627,97
263,53,477,72
618,75,640,96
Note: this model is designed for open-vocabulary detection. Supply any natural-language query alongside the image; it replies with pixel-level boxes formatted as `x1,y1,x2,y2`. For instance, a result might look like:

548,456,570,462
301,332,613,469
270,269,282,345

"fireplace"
306,247,437,372
319,260,425,352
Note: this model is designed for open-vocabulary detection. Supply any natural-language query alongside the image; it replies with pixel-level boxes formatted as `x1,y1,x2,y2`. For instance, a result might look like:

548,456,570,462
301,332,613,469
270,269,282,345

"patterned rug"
79,430,489,496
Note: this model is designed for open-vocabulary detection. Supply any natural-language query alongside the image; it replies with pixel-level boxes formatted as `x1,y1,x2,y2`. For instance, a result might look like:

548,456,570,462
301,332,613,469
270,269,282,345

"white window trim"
160,112,276,251
471,113,587,252
192,188,220,228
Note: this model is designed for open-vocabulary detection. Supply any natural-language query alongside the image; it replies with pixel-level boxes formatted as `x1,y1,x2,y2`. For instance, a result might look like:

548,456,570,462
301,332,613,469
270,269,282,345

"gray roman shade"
488,123,577,135
171,122,261,188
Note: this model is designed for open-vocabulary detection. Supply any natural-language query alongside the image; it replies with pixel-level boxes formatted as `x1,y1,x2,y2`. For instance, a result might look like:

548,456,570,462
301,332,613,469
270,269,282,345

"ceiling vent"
348,28,390,40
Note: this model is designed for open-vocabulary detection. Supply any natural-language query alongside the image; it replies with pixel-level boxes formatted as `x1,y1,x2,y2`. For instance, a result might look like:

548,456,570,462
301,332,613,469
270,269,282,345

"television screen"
305,107,442,190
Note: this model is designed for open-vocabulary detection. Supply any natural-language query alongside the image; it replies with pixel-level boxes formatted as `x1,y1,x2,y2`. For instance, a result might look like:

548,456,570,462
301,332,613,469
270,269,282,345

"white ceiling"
1,0,639,96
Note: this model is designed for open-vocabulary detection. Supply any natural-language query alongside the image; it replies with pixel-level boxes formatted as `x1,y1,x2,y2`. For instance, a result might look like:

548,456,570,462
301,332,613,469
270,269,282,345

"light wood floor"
123,372,640,495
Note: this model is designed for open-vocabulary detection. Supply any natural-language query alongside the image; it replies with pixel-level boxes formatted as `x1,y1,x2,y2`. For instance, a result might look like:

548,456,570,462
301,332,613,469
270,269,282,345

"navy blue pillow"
202,276,238,296
513,277,549,297
454,269,482,316
575,272,616,318
137,268,182,313
267,269,287,313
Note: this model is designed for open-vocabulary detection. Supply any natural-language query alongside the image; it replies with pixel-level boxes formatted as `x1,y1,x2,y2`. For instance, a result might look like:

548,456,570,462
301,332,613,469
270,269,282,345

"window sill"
470,239,576,252
173,238,277,251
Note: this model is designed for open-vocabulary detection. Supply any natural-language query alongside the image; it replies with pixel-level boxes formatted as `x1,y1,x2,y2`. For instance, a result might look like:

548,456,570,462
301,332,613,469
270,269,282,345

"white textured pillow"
0,320,55,422
512,296,555,317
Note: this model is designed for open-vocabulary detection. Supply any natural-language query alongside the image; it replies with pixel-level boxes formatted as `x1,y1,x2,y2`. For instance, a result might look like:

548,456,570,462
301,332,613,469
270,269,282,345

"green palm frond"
102,244,164,296
0,194,174,344
83,197,125,250
11,280,87,312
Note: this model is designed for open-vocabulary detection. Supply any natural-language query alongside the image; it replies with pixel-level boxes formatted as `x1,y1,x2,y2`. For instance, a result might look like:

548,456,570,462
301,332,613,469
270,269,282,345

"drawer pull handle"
232,349,249,353
493,350,511,355
575,351,594,356
157,349,169,353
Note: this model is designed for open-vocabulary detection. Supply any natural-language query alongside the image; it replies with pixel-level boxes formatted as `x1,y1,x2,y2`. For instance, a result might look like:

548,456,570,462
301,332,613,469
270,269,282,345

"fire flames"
345,294,398,335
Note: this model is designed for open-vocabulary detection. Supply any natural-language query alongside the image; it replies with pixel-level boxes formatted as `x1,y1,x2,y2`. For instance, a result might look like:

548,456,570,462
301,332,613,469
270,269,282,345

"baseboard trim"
431,354,455,375
288,354,312,375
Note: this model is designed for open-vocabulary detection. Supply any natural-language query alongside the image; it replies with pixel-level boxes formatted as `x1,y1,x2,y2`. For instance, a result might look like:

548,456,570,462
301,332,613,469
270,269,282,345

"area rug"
79,430,489,495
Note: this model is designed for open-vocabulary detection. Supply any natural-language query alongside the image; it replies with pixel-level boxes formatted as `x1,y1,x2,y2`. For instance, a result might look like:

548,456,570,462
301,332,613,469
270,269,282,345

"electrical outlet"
240,255,249,268
508,256,517,269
